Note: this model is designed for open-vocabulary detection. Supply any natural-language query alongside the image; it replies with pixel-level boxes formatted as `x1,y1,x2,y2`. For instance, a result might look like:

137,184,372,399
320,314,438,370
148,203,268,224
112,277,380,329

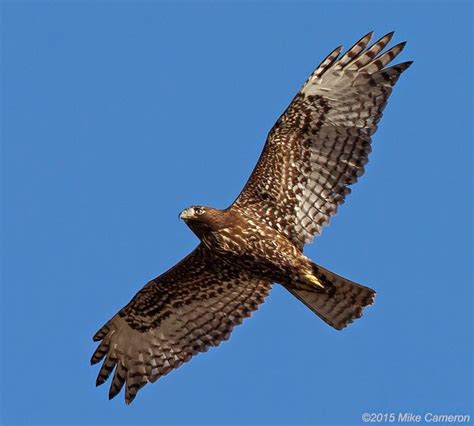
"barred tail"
286,263,376,330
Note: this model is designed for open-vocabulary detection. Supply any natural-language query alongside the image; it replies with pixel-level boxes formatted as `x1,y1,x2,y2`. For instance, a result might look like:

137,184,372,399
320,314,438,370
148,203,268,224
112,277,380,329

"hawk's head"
179,206,228,238
179,206,209,221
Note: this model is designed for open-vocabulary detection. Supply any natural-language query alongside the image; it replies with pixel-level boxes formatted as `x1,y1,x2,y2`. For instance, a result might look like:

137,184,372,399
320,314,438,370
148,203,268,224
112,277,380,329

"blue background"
1,1,472,425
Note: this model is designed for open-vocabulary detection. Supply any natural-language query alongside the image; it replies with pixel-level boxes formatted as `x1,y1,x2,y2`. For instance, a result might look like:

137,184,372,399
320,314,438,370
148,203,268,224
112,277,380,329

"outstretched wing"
91,244,271,404
232,32,412,248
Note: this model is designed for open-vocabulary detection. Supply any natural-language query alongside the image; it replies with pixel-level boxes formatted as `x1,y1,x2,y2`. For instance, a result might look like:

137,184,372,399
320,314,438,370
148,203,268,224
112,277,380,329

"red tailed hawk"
91,32,412,404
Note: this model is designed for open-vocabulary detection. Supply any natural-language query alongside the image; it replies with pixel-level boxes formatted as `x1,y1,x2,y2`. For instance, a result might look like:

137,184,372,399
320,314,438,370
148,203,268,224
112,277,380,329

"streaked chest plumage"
201,212,304,279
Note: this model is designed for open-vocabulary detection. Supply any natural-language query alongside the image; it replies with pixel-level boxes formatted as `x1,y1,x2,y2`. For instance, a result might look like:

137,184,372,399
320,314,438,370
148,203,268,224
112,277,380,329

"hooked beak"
179,208,193,221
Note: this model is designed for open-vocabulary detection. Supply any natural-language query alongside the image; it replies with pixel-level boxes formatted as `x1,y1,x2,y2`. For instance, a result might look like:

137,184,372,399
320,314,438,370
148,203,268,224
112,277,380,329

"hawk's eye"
194,207,204,215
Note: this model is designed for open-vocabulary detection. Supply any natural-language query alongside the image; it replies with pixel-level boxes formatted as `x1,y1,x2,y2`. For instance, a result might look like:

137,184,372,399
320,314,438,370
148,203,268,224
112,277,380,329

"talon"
303,273,325,290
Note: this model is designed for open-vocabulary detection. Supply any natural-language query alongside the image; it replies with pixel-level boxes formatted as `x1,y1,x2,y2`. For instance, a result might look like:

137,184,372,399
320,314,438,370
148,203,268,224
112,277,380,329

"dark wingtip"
93,324,109,341
381,31,395,45
93,330,105,341
358,31,374,47
125,394,136,405
397,40,407,50
109,386,120,401
397,60,414,72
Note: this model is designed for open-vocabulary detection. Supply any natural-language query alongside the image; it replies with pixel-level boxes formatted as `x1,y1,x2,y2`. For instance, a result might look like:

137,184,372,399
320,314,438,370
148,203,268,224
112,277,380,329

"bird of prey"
91,31,411,404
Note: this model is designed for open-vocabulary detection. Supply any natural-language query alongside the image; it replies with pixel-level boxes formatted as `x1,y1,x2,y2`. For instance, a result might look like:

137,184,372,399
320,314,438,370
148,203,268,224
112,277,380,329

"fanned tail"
286,263,375,330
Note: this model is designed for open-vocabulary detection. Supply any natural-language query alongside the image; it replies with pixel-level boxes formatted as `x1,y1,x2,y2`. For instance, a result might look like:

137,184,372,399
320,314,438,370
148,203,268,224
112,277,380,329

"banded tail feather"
286,263,375,330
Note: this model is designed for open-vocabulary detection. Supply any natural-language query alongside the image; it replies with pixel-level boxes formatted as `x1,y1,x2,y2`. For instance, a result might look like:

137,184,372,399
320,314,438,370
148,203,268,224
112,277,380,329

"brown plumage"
91,32,412,404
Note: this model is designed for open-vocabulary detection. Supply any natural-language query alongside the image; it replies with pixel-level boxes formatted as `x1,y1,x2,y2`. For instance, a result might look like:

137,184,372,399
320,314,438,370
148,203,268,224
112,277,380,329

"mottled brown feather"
92,245,271,404
232,32,412,248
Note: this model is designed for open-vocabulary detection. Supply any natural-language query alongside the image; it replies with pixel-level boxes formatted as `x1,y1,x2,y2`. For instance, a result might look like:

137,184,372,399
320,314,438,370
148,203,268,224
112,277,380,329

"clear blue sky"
1,1,472,425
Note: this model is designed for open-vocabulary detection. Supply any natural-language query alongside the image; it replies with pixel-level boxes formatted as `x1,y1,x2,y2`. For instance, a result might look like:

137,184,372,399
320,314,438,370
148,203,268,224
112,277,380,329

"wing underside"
91,245,271,403
232,32,412,248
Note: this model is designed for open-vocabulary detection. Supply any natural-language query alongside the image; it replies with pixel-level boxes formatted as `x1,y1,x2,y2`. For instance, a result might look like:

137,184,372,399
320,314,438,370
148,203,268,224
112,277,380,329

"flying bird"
91,32,412,404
